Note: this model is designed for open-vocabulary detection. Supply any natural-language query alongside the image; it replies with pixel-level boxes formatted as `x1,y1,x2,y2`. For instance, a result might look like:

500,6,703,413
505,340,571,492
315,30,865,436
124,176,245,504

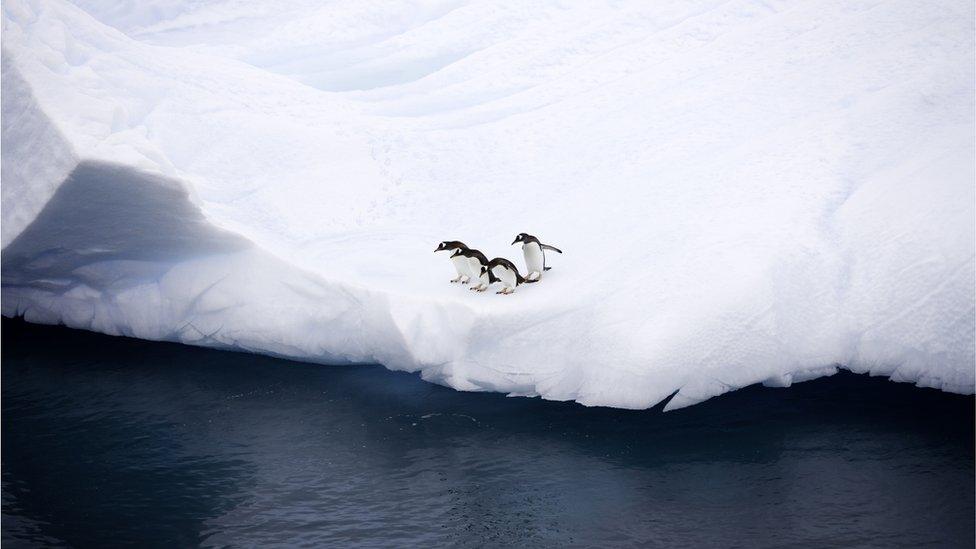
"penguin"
484,257,525,294
435,241,474,283
511,233,562,282
451,248,492,292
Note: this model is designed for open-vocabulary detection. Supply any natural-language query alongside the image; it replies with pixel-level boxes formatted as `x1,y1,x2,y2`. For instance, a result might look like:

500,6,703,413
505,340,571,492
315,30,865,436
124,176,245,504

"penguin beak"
434,247,441,252
511,238,518,245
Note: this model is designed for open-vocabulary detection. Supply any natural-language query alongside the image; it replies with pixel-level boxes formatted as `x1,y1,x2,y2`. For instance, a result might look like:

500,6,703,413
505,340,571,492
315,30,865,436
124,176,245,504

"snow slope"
2,0,973,409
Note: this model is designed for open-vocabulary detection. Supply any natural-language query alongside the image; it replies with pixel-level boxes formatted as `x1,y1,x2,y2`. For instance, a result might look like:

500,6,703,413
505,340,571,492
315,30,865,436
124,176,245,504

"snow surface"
2,0,974,409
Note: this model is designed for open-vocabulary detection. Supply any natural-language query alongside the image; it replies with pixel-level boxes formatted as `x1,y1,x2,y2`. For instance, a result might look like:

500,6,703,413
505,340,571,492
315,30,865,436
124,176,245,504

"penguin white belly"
523,243,544,276
451,255,471,278
467,257,483,278
492,265,517,289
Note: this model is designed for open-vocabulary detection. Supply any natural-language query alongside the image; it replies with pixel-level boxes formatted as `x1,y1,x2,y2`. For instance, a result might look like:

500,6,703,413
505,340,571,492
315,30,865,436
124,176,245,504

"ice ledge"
2,159,972,410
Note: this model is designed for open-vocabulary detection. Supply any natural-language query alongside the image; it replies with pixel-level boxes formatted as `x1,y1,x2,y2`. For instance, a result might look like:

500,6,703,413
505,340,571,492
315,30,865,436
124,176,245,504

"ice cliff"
3,0,973,409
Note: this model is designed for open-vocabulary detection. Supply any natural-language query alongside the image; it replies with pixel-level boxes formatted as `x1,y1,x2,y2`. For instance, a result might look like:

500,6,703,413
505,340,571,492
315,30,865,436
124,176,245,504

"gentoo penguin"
483,257,525,295
511,233,562,282
450,248,492,292
435,241,474,283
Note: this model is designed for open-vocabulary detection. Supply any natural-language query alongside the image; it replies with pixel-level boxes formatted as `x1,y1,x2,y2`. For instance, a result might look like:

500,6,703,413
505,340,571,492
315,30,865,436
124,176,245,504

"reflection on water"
2,318,973,547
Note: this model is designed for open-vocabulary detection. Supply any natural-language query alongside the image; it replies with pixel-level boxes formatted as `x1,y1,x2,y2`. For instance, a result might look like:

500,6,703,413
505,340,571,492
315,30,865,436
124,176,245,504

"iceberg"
2,0,973,409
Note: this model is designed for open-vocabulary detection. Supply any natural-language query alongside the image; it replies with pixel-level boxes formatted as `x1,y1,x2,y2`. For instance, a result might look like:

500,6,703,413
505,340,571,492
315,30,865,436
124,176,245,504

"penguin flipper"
540,243,560,272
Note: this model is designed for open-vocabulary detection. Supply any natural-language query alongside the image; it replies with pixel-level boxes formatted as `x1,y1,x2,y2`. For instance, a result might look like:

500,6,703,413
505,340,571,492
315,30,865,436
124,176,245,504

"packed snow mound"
2,0,973,409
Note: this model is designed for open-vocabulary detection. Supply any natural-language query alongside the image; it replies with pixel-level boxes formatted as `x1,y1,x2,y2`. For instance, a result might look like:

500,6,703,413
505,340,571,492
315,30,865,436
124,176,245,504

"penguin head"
511,233,529,245
435,240,466,253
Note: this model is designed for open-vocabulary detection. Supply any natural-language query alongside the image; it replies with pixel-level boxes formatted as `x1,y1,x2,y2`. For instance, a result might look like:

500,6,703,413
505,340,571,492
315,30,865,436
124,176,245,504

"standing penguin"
435,241,474,283
484,257,525,295
451,248,492,292
511,233,562,282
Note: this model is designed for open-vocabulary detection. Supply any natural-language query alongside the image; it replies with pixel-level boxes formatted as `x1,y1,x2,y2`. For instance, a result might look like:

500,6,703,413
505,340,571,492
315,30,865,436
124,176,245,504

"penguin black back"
487,257,526,285
452,247,489,265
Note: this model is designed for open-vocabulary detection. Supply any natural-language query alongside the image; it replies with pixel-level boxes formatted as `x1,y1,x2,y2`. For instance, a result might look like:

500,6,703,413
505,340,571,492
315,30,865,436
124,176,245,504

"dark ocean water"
2,318,973,548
